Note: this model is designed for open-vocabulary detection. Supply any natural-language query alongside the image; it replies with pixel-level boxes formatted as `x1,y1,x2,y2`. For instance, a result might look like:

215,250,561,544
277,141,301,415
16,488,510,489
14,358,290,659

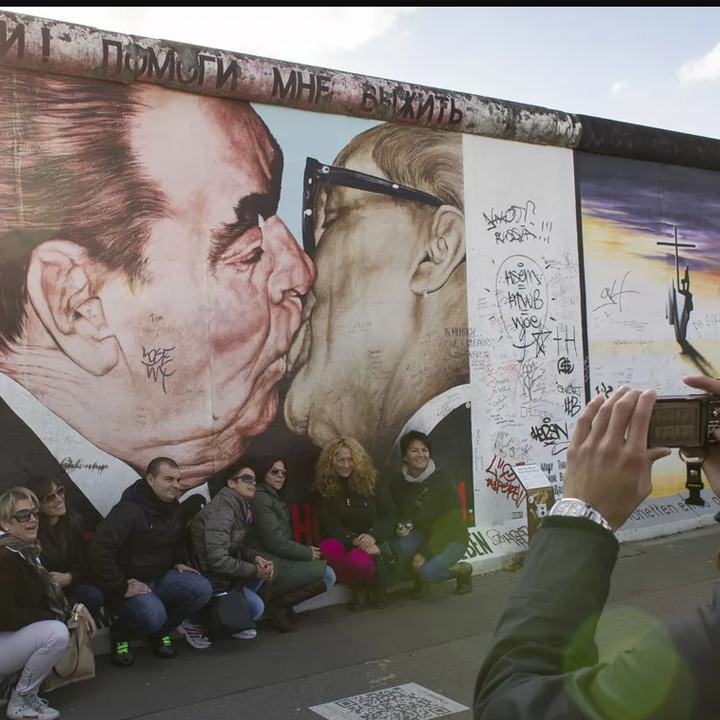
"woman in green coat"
246,455,336,626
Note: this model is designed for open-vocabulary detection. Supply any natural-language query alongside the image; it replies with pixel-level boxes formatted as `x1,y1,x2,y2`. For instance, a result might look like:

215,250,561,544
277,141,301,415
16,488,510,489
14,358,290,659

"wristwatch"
549,498,613,532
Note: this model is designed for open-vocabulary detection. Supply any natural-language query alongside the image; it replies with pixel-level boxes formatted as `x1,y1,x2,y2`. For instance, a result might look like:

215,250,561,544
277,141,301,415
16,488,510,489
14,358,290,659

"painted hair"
313,437,377,498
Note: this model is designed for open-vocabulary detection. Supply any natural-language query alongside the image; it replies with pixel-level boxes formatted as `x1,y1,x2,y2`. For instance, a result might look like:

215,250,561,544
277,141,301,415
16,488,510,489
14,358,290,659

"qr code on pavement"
310,683,468,720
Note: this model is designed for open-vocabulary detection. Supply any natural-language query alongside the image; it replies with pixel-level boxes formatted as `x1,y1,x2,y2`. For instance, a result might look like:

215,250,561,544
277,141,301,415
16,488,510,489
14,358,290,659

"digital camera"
648,393,720,448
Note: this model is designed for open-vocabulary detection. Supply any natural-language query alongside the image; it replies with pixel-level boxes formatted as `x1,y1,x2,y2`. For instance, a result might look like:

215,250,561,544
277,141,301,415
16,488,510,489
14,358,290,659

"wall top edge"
2,10,720,170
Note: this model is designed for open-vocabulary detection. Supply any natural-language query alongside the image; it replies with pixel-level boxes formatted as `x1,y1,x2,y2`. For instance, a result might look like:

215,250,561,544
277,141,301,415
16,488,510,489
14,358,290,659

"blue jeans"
242,579,264,621
323,565,337,589
395,531,467,583
112,569,213,640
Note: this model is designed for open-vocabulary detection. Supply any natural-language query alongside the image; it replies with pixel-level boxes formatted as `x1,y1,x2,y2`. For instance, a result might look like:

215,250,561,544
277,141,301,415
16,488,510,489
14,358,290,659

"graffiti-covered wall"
1,10,720,564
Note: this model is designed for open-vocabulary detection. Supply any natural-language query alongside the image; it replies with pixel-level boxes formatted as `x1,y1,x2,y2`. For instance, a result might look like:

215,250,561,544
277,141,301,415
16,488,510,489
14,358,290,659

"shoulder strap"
401,485,429,523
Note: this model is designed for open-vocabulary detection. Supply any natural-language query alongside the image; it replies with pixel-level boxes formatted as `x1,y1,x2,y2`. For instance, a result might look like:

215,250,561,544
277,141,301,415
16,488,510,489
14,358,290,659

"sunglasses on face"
269,468,287,478
13,507,40,523
42,485,65,504
302,157,444,258
233,474,257,485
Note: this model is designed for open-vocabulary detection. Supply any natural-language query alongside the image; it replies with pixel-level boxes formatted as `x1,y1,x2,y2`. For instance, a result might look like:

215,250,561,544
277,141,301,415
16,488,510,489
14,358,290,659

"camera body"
648,393,720,447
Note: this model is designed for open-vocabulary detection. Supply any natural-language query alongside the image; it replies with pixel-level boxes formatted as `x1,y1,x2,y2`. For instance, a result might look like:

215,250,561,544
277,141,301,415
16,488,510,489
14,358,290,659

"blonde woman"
0,487,95,720
314,438,398,610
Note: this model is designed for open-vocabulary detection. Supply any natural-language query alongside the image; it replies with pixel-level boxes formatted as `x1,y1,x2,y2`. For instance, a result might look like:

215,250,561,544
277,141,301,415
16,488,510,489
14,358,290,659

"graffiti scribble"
529,417,569,456
595,382,613,399
593,271,639,313
485,455,527,508
142,346,176,394
557,357,574,374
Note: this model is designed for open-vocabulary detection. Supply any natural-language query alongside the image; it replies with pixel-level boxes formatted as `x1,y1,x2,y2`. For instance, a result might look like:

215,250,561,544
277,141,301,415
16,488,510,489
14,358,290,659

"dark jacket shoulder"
0,546,55,631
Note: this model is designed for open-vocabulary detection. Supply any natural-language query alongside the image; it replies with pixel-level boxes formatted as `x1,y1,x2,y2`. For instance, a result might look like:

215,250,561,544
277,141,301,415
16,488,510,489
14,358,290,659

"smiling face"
89,89,315,487
334,446,355,479
265,461,287,492
228,467,257,502
38,483,67,520
403,438,431,477
3,498,40,542
146,462,183,503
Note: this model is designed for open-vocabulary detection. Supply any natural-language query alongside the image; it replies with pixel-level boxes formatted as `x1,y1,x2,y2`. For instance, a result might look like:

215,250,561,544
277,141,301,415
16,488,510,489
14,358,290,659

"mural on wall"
0,65,473,528
577,151,720,503
464,135,584,546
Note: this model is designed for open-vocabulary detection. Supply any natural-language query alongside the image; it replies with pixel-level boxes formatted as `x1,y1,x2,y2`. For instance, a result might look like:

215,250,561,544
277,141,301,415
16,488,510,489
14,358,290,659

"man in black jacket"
88,458,212,666
474,377,720,719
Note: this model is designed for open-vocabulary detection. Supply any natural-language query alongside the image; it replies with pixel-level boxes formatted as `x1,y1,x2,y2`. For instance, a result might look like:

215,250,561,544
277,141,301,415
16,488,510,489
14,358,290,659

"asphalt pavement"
49,525,720,720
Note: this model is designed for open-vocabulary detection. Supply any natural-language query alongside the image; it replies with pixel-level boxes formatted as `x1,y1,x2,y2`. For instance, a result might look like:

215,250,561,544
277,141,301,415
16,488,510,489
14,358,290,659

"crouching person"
0,487,96,720
88,458,212,666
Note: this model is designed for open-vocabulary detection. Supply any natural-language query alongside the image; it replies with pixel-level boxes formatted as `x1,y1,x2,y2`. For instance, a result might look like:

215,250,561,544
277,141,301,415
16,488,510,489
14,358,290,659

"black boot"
279,580,327,623
448,561,473,596
349,584,368,612
263,601,298,632
370,584,389,609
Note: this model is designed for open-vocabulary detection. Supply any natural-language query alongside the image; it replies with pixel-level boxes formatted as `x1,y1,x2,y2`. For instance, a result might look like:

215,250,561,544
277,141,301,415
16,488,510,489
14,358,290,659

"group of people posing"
0,431,471,720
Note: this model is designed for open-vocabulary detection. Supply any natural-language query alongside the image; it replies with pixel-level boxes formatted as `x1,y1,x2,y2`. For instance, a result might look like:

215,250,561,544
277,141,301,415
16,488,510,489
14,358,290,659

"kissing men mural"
0,65,473,526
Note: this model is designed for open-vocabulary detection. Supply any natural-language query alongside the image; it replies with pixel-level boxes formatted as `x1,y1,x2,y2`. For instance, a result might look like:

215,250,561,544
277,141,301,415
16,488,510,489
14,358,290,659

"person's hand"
310,546,322,561
411,553,426,571
50,571,72,588
564,386,671,531
255,556,274,581
682,375,720,497
80,606,96,638
354,533,375,550
125,579,151,598
364,542,381,556
174,563,200,575
396,523,411,538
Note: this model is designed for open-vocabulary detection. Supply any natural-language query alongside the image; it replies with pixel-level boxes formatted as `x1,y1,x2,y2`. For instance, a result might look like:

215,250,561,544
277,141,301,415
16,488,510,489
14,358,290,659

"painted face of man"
285,148,428,452
95,89,314,488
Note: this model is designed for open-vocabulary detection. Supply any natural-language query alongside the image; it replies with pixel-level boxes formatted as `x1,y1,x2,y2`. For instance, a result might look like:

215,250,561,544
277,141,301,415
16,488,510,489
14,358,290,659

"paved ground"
50,525,720,720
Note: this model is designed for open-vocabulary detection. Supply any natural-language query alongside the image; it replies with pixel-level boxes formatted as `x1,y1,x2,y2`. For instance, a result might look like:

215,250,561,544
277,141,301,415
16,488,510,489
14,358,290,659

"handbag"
206,590,256,640
41,607,96,693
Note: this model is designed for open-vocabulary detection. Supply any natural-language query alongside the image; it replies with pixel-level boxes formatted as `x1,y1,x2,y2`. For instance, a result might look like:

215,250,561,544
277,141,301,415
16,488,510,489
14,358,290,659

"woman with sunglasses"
0,487,95,720
189,460,286,638
245,456,335,627
23,476,105,621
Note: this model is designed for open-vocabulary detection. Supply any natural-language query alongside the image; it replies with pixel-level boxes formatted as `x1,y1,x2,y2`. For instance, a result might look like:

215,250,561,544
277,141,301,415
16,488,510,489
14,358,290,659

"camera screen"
649,400,702,446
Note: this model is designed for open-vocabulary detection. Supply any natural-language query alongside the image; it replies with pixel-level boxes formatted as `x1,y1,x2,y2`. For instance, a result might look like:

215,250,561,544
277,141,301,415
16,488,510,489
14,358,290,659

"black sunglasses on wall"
301,157,444,257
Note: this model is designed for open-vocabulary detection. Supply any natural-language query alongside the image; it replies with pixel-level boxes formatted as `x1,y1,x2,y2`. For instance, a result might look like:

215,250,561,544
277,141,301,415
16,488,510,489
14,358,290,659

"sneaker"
7,689,60,720
231,629,257,640
110,639,134,667
177,620,212,650
152,635,178,659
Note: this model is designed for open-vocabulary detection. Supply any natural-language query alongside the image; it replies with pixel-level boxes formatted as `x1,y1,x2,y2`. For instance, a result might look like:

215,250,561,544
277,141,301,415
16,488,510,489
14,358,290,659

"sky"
2,7,720,140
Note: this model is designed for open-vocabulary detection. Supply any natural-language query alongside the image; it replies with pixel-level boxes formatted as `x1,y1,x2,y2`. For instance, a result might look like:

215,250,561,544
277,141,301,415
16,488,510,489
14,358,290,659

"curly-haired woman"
314,437,398,611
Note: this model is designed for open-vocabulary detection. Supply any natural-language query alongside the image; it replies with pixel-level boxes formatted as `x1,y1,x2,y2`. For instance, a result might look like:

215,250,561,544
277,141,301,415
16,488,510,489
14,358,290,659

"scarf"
402,459,436,484
0,531,69,621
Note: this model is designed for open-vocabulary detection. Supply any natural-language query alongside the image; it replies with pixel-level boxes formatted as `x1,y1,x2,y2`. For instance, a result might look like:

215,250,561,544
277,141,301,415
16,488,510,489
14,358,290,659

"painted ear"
410,205,465,295
26,240,119,376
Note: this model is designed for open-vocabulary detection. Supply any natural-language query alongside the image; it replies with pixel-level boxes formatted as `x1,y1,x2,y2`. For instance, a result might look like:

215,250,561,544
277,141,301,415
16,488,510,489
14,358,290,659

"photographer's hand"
564,387,671,531
681,375,720,496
